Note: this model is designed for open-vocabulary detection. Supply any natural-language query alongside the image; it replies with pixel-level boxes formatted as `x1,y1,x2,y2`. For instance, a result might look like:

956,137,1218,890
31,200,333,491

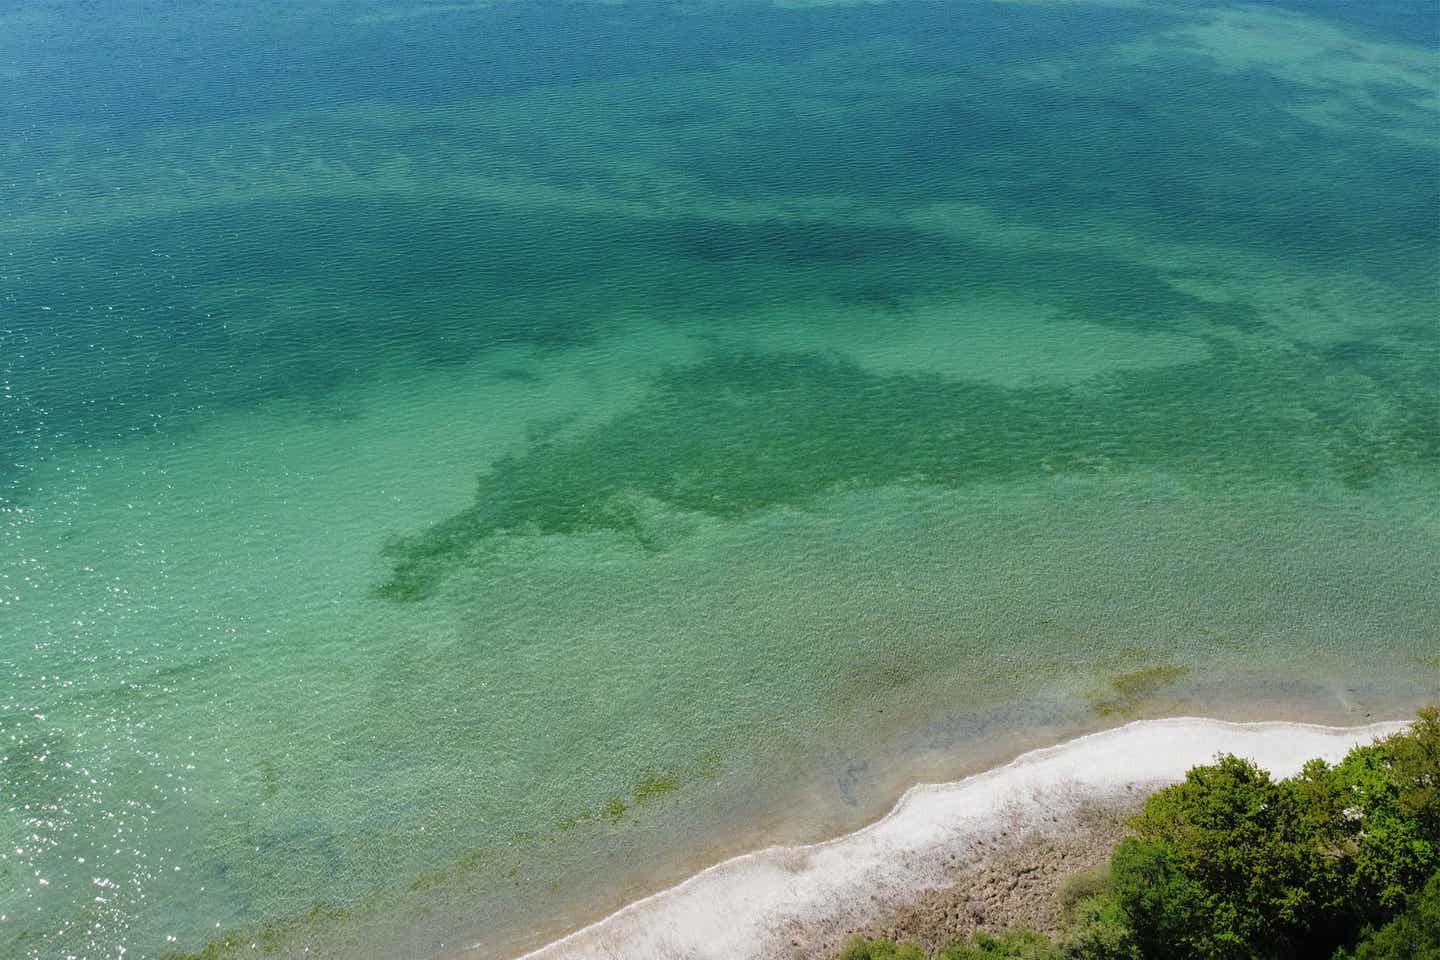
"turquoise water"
2,0,1437,957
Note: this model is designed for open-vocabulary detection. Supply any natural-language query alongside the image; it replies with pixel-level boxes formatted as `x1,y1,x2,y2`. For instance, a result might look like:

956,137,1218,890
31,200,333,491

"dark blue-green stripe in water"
1,1,1436,957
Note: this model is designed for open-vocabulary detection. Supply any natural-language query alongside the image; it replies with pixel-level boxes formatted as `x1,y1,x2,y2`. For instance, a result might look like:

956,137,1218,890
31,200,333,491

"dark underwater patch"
1264,0,1440,47
664,218,953,265
4,182,1291,500
376,336,1438,600
1090,664,1192,718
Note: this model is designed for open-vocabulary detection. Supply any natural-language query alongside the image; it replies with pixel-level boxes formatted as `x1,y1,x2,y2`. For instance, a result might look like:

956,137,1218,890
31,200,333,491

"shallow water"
2,1,1437,957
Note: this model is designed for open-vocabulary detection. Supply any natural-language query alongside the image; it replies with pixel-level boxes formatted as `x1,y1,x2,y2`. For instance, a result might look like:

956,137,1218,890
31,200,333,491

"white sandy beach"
506,717,1408,960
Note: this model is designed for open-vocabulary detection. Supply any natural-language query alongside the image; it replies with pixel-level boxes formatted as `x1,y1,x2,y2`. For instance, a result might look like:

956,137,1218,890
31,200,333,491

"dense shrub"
1063,893,1140,960
937,930,1061,959
839,937,928,960
1058,865,1113,924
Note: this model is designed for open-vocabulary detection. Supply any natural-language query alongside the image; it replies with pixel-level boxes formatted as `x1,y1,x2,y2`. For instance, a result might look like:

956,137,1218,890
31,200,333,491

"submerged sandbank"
503,718,1408,960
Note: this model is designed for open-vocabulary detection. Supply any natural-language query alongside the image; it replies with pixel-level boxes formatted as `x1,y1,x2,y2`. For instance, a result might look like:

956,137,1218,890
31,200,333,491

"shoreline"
495,717,1408,960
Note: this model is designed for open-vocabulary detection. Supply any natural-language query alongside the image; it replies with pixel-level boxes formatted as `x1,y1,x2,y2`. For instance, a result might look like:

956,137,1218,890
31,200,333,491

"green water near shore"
2,1,1437,957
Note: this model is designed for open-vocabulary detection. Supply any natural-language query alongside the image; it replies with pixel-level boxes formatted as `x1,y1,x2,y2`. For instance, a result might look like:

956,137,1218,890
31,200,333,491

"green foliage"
1063,894,1140,960
1059,864,1115,923
1109,838,1219,958
1386,709,1440,837
938,929,1061,959
1304,744,1437,918
839,937,927,960
1348,870,1440,960
1109,716,1440,959
1120,754,1343,957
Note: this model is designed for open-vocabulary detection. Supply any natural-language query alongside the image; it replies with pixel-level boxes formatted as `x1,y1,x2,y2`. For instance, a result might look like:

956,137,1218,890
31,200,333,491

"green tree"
1115,754,1341,958
1109,838,1216,958
1296,712,1440,930
1110,715,1440,959
1349,869,1440,960
1388,709,1440,834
